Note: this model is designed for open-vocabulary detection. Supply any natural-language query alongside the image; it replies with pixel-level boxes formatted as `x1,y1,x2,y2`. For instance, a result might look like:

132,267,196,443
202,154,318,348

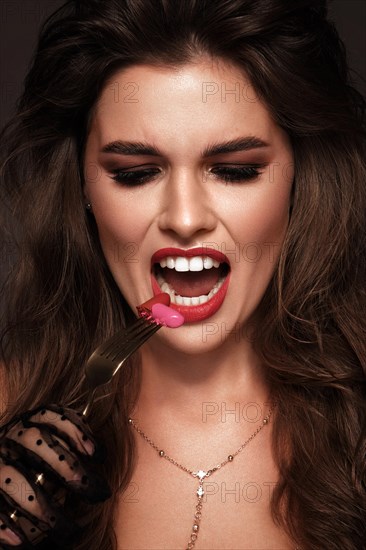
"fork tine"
110,323,161,372
105,321,160,362
84,317,160,386
97,316,155,356
83,314,163,417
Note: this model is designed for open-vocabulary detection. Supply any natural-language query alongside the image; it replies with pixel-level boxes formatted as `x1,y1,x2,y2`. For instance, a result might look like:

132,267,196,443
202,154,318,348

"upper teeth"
158,256,220,272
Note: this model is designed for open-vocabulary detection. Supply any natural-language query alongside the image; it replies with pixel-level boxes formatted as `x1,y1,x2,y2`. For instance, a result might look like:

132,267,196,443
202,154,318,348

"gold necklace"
128,402,276,550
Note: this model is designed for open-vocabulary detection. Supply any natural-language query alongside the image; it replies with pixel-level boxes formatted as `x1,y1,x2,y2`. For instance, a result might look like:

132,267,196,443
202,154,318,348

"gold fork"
8,312,161,545
82,312,161,416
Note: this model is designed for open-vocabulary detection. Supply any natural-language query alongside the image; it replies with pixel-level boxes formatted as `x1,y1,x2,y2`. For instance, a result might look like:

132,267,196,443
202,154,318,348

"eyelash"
111,168,160,186
210,165,265,183
110,165,265,186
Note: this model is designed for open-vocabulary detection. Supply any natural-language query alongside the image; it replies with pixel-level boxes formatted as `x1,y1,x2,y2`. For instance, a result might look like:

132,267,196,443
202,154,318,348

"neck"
133,332,272,428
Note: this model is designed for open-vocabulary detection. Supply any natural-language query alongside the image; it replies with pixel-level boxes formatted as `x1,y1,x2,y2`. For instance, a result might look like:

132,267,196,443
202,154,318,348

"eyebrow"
101,141,161,156
100,136,269,157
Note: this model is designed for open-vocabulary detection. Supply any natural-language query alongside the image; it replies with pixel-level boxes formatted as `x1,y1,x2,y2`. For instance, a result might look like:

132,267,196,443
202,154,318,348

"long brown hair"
1,1,365,548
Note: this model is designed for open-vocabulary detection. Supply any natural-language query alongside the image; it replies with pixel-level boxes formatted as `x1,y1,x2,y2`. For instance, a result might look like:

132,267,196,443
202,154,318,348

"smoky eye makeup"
208,163,267,183
98,136,272,187
110,166,161,185
107,162,268,187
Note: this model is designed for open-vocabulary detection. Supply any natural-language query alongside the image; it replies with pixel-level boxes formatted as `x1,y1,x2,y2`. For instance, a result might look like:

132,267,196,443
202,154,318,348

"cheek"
248,196,289,241
223,185,291,273
226,185,290,243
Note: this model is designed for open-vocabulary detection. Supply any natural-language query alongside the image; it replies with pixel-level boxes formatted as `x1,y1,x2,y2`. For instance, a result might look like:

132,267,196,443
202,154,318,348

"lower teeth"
156,274,226,306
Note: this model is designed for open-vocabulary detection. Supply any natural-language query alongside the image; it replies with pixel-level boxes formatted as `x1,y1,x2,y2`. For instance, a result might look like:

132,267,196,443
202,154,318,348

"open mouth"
152,255,230,306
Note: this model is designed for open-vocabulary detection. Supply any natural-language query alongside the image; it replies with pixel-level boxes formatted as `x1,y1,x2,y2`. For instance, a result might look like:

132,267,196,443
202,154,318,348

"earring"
85,202,92,211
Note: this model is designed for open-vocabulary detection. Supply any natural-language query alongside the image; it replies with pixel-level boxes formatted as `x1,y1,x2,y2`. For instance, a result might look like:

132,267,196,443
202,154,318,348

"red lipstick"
136,293,184,328
137,292,170,312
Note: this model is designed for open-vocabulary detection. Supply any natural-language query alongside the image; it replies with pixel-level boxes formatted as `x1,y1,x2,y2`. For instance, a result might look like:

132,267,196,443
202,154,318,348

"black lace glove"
0,404,111,548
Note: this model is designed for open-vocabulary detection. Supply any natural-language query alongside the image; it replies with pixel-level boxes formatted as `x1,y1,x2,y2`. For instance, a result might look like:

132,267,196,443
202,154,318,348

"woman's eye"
110,168,161,186
110,164,266,186
210,164,266,183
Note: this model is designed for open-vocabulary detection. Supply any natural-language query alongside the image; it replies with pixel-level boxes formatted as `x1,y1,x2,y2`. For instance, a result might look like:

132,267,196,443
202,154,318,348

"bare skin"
83,57,296,548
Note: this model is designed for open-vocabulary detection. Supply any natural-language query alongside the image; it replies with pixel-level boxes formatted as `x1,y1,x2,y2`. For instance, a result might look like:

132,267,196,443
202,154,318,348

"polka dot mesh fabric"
0,404,111,548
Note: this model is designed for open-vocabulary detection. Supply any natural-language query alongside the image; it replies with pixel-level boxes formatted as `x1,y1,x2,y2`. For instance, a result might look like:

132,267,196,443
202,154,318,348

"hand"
0,404,111,548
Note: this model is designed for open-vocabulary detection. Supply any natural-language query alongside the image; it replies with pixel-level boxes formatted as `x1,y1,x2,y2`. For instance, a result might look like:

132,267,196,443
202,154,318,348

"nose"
157,169,217,240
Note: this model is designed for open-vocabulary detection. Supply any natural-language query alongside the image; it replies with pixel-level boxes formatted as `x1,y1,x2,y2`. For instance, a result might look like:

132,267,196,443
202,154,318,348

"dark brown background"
0,0,365,128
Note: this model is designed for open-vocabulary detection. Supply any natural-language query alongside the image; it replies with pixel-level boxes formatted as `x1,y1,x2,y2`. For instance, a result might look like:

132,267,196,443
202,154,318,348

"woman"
0,0,365,549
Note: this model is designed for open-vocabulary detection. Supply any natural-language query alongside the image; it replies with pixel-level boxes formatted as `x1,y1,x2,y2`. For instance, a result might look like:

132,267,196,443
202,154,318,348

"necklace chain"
128,402,276,550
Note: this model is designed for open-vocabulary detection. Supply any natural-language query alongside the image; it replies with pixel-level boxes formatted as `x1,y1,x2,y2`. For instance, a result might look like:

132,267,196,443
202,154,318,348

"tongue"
161,267,220,297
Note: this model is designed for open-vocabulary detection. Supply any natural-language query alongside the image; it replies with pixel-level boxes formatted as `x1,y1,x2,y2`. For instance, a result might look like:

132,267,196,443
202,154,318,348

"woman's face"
83,58,294,352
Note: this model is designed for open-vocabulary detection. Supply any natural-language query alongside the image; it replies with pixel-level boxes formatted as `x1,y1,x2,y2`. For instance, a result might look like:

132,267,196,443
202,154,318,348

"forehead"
88,58,282,153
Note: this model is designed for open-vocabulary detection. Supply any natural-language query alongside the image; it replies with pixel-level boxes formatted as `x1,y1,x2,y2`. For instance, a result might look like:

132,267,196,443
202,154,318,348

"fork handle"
82,388,97,417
